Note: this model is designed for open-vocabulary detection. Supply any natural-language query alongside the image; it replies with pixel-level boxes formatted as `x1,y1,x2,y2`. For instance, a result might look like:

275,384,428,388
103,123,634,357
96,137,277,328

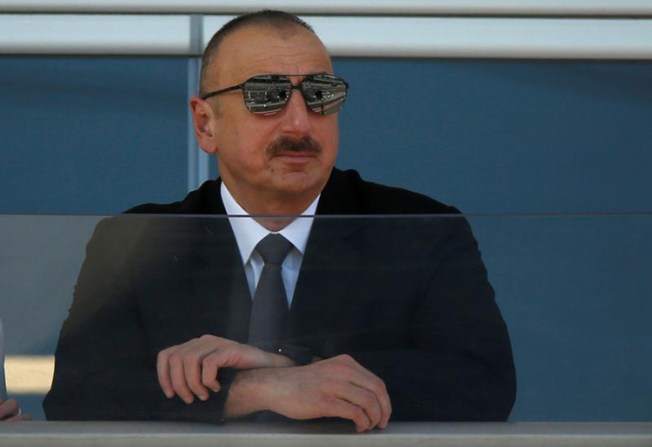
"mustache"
266,136,322,156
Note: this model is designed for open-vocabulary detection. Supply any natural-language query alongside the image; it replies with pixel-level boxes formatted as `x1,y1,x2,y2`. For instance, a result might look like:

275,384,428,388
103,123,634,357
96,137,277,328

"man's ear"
189,96,219,154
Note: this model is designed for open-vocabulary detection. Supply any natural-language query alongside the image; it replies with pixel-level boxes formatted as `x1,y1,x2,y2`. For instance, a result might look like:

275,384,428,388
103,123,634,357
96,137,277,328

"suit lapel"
187,209,252,343
288,217,365,346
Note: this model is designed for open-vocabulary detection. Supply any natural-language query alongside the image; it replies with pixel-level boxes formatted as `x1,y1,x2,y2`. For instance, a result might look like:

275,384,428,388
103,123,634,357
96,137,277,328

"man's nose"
280,88,312,134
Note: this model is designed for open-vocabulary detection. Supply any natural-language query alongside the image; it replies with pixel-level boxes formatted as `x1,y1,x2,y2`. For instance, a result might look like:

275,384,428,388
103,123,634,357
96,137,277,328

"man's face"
194,24,339,214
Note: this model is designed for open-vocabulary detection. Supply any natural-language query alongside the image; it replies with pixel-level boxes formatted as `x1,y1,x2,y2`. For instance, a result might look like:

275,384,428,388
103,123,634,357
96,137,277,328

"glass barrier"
0,213,651,425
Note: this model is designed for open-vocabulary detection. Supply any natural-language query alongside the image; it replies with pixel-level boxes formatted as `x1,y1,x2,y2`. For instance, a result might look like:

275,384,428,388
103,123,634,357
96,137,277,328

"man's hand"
0,398,31,421
157,334,292,403
226,354,392,432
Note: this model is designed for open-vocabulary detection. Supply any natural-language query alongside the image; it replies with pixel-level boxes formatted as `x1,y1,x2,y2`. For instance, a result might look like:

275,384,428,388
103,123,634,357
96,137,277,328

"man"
44,11,515,431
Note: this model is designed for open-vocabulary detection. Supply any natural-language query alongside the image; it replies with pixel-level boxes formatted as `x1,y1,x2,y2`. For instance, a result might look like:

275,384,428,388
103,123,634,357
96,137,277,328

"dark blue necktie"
248,233,293,350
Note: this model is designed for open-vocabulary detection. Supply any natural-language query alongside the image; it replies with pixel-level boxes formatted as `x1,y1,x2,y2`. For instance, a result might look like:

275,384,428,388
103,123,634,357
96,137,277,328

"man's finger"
201,352,225,392
158,338,220,401
359,374,391,428
183,350,210,401
323,398,372,432
335,382,383,429
169,355,195,404
156,350,174,398
327,355,392,428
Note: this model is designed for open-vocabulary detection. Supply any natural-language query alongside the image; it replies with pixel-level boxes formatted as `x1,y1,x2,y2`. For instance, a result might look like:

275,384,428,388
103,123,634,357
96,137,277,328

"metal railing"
1,1,651,58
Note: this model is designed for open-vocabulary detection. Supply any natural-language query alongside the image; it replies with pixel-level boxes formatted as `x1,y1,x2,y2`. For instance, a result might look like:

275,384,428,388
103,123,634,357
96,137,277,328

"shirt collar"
220,182,319,264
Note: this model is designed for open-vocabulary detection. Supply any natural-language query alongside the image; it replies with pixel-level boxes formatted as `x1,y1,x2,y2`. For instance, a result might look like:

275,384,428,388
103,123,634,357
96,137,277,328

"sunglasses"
201,73,349,115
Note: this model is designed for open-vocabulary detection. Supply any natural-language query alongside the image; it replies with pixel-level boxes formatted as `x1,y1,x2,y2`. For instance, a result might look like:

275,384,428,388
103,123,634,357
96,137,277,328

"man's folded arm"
345,344,515,422
43,279,236,421
222,354,391,432
43,218,233,422
342,219,516,422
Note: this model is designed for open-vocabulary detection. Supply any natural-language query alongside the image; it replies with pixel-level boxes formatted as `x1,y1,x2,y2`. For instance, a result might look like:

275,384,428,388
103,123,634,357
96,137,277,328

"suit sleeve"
346,217,516,421
43,217,233,422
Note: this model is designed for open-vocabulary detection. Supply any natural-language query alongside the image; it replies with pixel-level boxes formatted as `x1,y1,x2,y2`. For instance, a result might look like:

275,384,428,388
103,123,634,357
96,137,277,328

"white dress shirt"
220,183,318,306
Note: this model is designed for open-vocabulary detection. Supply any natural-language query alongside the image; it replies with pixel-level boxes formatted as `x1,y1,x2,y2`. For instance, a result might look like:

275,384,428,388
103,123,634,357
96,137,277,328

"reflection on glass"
42,214,514,425
1,214,651,424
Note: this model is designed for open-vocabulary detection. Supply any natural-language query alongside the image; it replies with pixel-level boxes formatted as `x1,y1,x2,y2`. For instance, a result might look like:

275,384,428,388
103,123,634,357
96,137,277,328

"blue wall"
1,56,651,421
335,59,652,214
0,57,189,214
3,58,650,215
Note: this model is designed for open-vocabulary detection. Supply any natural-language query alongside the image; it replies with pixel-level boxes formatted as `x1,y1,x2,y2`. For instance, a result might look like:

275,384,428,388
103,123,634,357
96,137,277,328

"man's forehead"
212,24,332,80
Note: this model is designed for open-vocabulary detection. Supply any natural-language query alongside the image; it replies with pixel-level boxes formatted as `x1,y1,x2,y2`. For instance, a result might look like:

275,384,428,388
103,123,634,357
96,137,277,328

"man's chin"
273,172,325,198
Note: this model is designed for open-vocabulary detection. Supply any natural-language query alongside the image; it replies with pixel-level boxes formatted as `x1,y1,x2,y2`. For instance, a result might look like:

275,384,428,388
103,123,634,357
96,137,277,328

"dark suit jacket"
44,168,516,422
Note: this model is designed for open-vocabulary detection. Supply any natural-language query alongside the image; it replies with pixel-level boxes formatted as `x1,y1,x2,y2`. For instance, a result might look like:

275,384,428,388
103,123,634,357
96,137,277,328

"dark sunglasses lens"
302,74,348,115
242,76,292,114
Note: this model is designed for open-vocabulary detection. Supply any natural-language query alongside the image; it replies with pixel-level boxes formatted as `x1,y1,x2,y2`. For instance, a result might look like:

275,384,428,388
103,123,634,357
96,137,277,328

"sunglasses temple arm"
201,84,243,100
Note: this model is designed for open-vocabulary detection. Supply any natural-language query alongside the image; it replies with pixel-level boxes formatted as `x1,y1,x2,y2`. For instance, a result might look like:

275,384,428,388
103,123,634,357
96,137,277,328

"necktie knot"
256,234,293,265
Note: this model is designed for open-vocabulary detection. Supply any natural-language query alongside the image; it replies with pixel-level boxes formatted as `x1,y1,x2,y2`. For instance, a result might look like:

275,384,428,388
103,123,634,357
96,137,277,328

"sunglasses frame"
201,73,349,115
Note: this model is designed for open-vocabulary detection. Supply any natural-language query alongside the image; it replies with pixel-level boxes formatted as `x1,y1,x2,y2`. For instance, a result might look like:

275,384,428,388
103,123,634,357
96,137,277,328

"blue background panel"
335,59,652,214
0,57,189,214
471,214,652,421
2,58,651,215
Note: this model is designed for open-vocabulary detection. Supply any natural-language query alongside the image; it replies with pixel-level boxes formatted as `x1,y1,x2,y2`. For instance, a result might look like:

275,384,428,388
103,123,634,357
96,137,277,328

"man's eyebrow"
251,71,330,76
